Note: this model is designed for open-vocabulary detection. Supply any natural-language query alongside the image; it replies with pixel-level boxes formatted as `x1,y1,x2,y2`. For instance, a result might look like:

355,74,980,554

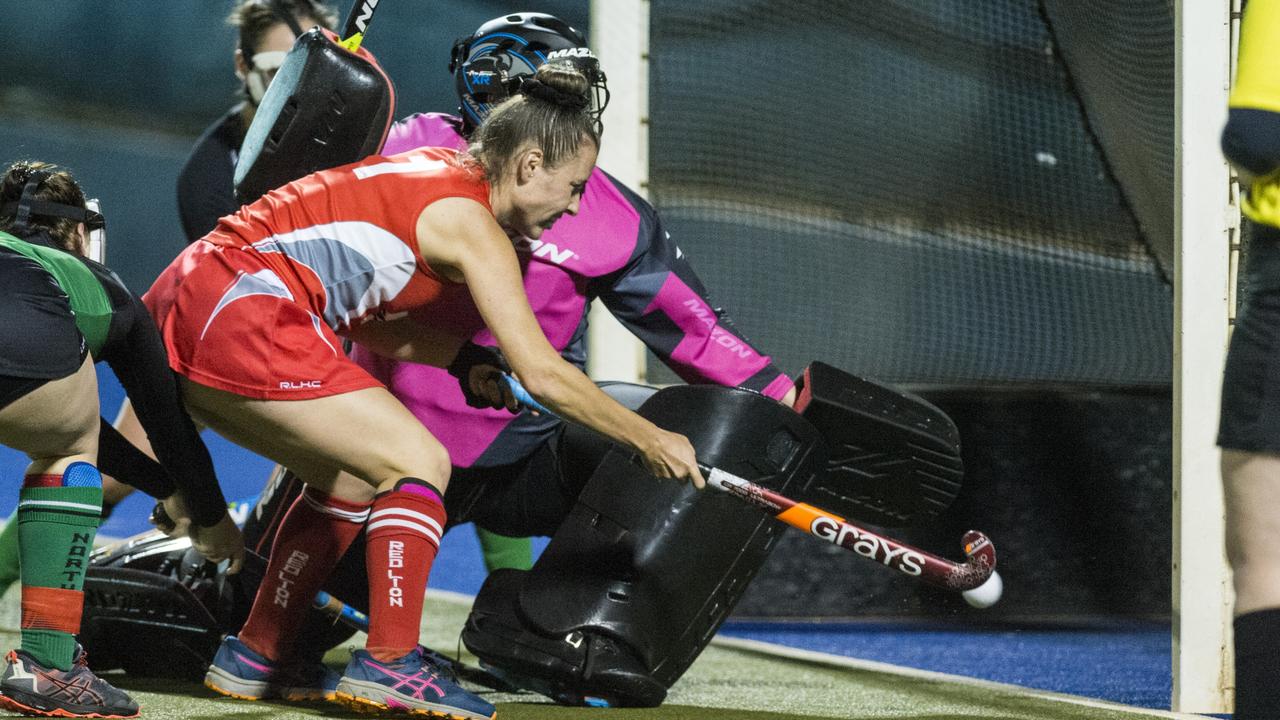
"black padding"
471,568,670,702
234,27,395,203
81,532,237,677
79,530,353,677
463,569,666,707
501,385,826,693
80,566,222,679
794,361,964,527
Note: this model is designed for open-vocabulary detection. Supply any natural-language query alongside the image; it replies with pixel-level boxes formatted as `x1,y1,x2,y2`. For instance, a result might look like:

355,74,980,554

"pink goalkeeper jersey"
351,113,792,467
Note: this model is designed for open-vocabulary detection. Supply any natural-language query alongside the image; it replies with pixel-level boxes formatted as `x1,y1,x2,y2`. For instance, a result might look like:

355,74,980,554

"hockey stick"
500,375,1001,601
701,465,995,592
338,0,383,52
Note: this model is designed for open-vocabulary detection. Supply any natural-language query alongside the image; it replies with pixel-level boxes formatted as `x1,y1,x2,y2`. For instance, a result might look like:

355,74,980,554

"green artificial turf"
0,590,1192,720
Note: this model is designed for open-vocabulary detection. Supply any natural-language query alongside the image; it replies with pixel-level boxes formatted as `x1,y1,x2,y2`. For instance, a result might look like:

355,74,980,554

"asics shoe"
335,646,496,719
0,646,139,718
204,635,339,702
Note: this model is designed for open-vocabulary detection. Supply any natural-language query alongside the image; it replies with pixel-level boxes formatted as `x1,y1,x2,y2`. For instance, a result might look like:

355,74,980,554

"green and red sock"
17,462,102,671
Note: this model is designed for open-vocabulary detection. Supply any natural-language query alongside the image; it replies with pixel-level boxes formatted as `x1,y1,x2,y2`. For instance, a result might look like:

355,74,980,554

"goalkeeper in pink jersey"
240,12,795,707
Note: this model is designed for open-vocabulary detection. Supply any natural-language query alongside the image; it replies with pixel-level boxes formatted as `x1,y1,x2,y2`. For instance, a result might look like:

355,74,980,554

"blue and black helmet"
449,12,609,133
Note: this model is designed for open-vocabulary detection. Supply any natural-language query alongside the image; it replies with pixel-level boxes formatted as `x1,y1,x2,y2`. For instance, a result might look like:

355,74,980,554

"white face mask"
243,50,289,104
84,198,104,263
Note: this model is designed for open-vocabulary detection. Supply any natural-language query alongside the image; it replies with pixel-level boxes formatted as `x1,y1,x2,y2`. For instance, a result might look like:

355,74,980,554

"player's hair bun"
519,62,590,110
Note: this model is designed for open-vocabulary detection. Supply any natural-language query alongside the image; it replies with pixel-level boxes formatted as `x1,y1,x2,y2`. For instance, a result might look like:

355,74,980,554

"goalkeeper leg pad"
463,386,827,705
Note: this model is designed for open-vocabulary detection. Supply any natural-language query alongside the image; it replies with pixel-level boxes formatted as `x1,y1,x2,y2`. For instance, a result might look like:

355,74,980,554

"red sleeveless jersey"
145,147,492,400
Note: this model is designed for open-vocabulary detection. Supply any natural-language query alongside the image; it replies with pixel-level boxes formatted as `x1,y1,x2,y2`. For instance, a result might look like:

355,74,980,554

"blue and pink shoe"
204,635,339,702
334,646,496,719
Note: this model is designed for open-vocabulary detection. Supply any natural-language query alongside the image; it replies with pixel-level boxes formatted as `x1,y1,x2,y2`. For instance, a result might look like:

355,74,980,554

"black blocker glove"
447,341,518,411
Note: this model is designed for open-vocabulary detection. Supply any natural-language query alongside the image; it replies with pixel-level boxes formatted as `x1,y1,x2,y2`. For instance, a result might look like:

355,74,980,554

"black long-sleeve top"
176,106,246,243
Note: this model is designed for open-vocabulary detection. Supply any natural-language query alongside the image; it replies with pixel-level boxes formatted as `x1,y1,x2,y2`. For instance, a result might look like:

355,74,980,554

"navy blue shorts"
0,250,87,411
1221,227,1280,452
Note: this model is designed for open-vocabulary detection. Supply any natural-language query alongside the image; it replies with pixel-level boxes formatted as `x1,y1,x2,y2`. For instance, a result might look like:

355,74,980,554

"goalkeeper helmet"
449,12,609,134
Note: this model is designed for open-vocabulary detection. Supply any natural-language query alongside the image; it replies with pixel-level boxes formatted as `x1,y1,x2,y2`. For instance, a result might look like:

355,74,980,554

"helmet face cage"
451,14,610,133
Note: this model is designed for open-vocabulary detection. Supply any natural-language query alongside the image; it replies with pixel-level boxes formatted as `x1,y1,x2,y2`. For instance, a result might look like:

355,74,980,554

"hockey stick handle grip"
701,466,995,592
502,374,551,415
502,374,995,593
314,590,369,632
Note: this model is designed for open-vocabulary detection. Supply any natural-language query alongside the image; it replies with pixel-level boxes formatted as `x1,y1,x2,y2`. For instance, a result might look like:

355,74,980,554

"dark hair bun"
520,62,590,109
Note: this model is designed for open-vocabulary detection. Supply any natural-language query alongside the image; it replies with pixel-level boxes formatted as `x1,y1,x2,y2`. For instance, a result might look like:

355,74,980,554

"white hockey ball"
961,570,1003,609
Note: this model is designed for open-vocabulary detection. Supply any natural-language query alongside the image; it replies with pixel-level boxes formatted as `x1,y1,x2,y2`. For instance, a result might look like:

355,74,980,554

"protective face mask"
243,50,289,105
84,198,105,263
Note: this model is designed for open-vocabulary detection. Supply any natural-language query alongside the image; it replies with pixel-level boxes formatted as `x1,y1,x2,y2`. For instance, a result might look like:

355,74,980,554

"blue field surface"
717,619,1172,709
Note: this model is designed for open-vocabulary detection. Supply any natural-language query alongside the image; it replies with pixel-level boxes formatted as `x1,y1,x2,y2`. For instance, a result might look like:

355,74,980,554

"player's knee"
418,444,452,491
1223,108,1280,177
375,442,450,493
389,476,447,505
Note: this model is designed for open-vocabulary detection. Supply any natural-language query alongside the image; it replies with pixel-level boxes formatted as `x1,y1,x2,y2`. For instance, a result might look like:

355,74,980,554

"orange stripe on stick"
776,503,844,532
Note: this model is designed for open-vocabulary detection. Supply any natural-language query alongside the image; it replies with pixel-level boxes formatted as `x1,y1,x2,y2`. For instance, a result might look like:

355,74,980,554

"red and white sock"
239,486,370,661
364,479,446,661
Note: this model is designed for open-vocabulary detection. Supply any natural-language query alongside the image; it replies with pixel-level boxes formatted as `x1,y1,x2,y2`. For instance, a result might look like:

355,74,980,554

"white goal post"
1172,0,1236,713
584,0,649,383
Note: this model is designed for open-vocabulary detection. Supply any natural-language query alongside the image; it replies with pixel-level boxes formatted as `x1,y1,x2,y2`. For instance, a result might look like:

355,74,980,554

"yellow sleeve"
1243,178,1280,227
1231,0,1280,112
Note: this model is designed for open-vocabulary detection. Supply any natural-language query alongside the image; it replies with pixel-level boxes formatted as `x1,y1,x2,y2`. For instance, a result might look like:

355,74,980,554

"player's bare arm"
415,197,703,487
